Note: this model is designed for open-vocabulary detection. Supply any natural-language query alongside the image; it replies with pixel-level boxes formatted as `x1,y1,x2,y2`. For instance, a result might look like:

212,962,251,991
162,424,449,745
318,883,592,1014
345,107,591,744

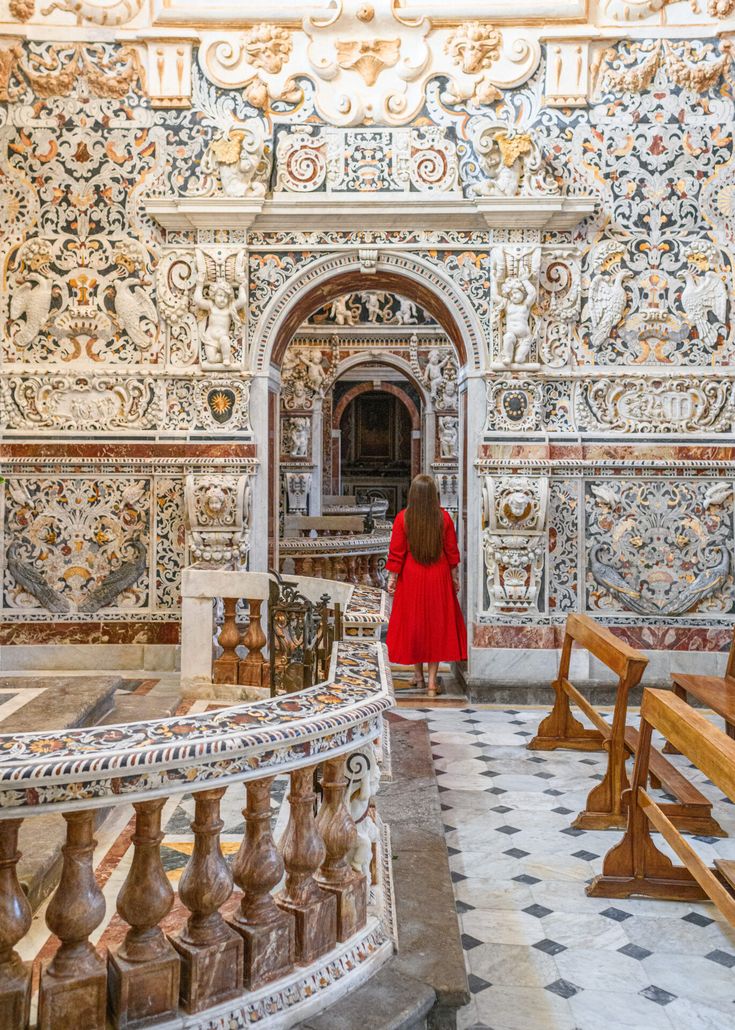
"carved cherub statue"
497,276,536,365
423,348,451,403
193,256,247,367
301,349,327,394
439,416,459,459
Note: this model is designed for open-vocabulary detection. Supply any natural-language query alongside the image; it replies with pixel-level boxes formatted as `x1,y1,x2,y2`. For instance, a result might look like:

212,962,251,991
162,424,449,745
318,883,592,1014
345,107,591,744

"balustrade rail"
0,574,395,1030
279,516,391,588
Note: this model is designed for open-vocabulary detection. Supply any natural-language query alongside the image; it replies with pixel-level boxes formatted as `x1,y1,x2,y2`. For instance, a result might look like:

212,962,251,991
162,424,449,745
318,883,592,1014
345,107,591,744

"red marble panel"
0,621,181,645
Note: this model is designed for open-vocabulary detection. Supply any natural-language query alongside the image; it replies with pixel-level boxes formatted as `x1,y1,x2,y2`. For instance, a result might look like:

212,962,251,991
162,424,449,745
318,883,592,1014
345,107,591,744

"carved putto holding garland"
200,121,273,199
471,124,559,198
491,246,540,367
282,347,331,410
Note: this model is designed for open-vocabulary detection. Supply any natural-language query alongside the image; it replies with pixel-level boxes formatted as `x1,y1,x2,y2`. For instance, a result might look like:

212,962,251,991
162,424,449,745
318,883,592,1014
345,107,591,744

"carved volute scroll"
39,811,107,1030
171,788,243,1013
229,777,295,989
0,819,32,1028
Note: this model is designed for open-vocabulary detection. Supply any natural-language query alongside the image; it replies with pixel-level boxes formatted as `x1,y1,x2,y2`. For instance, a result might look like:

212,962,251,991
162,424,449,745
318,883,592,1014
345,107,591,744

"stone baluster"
214,596,241,683
345,555,357,585
315,757,368,941
368,556,382,588
38,811,107,1030
277,766,337,964
108,799,180,1029
239,599,267,688
171,789,243,1013
0,820,32,1029
228,778,295,988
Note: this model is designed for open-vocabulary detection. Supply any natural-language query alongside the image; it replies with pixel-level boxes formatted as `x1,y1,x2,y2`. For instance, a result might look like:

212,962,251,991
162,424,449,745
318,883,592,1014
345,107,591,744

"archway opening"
274,283,463,583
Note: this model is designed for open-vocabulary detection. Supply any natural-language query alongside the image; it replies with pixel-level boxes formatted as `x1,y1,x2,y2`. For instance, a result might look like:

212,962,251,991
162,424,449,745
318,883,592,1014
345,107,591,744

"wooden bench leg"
588,720,708,901
663,684,687,755
528,678,605,752
574,677,633,830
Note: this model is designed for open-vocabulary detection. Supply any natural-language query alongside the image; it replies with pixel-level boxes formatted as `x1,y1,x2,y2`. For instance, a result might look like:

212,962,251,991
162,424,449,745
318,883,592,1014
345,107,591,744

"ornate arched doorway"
248,251,483,644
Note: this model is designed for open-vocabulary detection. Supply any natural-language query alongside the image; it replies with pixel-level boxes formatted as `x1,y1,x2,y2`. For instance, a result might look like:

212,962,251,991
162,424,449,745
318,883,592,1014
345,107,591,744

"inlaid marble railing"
279,519,392,588
0,630,394,1030
322,495,390,519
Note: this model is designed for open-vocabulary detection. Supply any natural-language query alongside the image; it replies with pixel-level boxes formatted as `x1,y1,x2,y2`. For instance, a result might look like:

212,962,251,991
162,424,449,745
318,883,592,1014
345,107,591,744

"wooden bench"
664,630,735,754
283,515,369,537
588,688,735,924
529,614,725,836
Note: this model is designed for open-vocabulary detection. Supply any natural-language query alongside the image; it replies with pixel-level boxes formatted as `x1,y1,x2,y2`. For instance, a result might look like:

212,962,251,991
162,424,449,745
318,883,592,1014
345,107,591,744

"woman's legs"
412,663,425,687
427,662,440,695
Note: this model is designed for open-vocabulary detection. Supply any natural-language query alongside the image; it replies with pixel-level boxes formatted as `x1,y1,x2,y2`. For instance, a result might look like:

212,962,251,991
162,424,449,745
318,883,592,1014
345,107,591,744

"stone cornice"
145,193,597,233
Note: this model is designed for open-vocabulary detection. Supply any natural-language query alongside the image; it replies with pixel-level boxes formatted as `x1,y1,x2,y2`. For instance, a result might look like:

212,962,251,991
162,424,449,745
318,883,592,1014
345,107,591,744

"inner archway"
272,282,464,583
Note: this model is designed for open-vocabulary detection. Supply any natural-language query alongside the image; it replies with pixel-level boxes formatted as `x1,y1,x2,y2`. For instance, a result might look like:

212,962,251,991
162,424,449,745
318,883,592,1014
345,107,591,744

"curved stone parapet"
0,640,392,815
0,581,396,1030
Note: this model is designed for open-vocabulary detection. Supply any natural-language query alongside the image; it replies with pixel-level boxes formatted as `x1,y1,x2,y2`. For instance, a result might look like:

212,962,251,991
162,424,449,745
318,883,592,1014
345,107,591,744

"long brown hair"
404,475,443,565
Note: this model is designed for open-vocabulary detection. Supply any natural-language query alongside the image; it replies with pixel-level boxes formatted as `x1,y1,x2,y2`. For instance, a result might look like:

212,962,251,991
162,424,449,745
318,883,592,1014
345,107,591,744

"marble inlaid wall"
1,2,734,678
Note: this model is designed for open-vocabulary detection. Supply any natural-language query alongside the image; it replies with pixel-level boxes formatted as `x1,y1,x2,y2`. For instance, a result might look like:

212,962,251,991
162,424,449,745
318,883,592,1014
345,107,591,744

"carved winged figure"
589,543,650,616
660,546,730,616
110,242,157,350
680,242,727,348
6,543,71,613
202,121,271,199
78,539,148,613
588,242,632,350
9,239,55,349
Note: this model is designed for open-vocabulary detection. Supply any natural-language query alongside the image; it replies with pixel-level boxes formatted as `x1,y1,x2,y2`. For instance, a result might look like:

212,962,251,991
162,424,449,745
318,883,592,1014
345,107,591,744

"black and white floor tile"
399,705,735,1030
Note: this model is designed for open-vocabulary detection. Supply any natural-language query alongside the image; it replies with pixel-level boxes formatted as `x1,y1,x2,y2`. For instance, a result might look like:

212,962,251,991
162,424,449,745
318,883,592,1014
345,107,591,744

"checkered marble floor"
398,705,735,1030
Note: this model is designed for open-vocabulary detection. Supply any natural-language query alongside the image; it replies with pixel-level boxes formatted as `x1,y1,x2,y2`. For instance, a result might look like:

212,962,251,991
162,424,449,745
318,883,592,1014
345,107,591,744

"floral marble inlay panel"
585,479,735,617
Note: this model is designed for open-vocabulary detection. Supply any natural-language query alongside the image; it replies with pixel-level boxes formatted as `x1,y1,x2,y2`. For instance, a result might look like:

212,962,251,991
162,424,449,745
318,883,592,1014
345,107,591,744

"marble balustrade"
279,519,392,588
0,578,395,1030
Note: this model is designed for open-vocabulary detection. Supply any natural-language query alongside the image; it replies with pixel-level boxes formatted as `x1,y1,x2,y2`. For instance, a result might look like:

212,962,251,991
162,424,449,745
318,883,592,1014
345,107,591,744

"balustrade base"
228,910,296,990
277,888,337,965
171,928,244,1015
107,945,181,1029
317,874,368,942
0,958,31,1030
38,960,107,1030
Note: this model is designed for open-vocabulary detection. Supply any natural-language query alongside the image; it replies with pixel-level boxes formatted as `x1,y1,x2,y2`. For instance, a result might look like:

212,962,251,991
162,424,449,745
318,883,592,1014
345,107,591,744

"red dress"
385,508,467,665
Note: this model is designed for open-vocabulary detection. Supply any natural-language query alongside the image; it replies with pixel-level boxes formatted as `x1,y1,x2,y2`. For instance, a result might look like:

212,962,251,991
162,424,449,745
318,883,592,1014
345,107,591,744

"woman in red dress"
385,474,467,696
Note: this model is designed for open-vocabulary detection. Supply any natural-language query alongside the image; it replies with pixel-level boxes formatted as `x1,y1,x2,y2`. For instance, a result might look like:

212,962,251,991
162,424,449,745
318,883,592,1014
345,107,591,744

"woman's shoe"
427,676,443,697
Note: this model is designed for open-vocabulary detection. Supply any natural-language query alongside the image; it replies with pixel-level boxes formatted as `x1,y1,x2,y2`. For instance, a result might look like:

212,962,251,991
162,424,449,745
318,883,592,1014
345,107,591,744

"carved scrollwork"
577,377,733,433
537,248,581,368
